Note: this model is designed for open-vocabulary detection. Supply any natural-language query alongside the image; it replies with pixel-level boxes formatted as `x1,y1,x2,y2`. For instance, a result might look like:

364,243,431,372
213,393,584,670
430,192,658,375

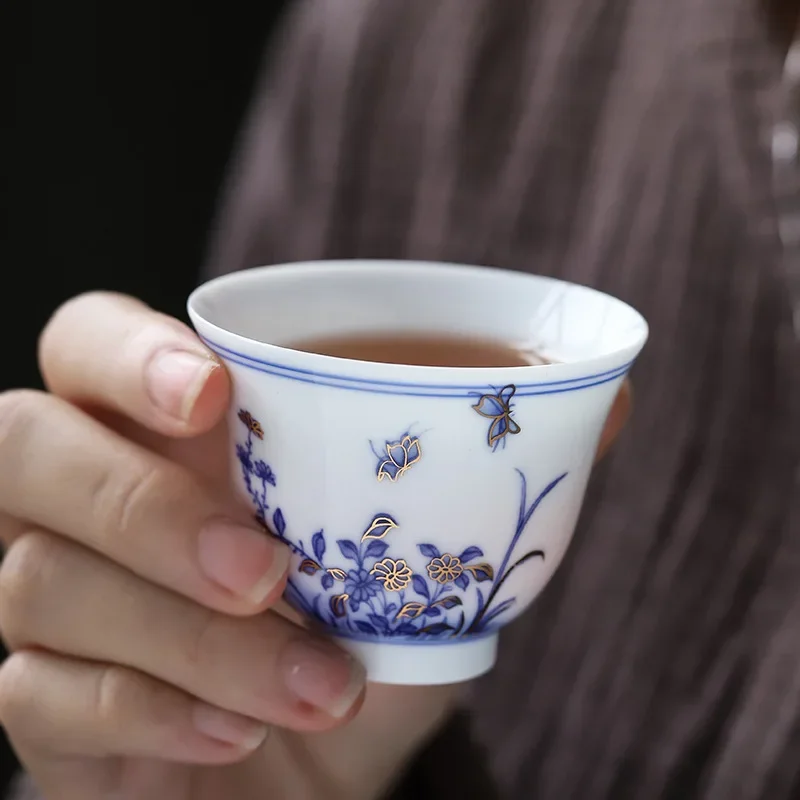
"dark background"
1,1,291,792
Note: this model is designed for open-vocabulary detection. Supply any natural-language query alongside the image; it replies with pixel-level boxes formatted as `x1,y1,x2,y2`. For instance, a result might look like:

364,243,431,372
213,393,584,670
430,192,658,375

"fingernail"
192,703,268,750
280,639,366,719
146,349,216,422
198,519,290,604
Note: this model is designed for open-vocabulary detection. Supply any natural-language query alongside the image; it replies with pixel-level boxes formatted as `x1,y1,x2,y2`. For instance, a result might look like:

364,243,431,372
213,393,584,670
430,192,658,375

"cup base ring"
335,634,499,685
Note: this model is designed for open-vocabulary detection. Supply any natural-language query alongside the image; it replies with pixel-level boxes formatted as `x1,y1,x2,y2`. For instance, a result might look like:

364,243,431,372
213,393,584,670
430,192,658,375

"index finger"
0,392,290,616
39,292,229,437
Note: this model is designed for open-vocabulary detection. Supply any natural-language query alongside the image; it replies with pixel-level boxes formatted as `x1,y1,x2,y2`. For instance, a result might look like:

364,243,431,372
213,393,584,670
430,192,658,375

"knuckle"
94,664,139,727
87,459,167,539
0,532,61,644
41,292,129,337
183,607,224,672
0,390,52,455
95,665,184,742
38,293,91,374
0,652,36,730
38,292,143,377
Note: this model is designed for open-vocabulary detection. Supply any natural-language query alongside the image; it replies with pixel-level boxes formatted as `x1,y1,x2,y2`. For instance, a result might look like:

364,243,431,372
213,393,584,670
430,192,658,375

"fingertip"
208,548,291,619
191,703,269,754
183,358,232,434
142,346,231,437
278,639,368,731
293,673,368,733
333,677,368,725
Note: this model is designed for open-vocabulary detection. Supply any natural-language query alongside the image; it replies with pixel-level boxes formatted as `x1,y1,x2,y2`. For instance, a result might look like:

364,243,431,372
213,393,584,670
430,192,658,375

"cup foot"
335,634,499,685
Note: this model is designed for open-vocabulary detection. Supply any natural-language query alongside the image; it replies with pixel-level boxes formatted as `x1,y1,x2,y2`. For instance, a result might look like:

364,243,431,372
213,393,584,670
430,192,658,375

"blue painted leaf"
385,603,397,615
396,623,418,636
418,623,453,636
368,614,391,634
476,588,485,615
454,573,470,591
330,594,349,618
418,543,440,558
364,540,389,560
312,531,326,562
337,540,360,562
350,599,361,613
355,621,378,636
273,508,286,537
321,573,334,590
423,606,442,617
458,546,483,563
299,558,322,576
466,563,495,582
411,574,430,600
396,601,426,620
361,514,399,541
431,595,463,610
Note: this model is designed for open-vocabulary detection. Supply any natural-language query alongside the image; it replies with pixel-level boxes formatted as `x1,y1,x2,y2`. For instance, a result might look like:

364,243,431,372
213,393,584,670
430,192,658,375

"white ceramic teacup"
188,261,648,685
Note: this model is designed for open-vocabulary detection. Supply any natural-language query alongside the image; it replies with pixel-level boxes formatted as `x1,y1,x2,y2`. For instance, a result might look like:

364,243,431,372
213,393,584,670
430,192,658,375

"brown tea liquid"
291,331,547,368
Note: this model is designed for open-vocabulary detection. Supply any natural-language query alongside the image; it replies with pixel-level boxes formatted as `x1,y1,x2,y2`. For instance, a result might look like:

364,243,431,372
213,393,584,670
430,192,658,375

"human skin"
0,292,629,800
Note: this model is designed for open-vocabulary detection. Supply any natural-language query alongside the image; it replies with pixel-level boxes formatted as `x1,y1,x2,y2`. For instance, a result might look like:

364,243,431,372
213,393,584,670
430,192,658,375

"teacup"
188,260,648,685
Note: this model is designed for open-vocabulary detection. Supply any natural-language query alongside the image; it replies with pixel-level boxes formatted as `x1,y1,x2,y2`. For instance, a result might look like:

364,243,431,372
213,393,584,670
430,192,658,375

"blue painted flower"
343,568,380,605
234,411,567,642
427,554,463,584
370,558,413,592
253,460,276,485
236,443,253,472
377,435,422,482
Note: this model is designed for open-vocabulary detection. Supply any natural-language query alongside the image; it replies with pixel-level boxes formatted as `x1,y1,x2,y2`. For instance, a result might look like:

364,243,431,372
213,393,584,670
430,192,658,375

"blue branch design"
465,471,566,633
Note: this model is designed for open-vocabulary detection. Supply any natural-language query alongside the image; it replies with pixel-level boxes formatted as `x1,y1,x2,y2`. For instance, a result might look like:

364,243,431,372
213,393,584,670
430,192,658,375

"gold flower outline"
370,558,413,592
426,554,464,585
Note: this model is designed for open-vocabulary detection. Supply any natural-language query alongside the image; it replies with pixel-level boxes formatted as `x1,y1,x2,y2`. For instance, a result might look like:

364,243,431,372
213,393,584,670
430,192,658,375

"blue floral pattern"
237,410,566,641
236,410,275,528
471,384,521,451
372,433,422,482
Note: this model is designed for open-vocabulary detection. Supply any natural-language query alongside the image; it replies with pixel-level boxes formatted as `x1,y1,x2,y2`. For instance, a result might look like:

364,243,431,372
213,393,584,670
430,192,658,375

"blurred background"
1,0,292,790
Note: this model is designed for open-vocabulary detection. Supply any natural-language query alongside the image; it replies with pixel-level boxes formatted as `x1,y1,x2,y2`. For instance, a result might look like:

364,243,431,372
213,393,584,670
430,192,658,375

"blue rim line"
201,336,631,397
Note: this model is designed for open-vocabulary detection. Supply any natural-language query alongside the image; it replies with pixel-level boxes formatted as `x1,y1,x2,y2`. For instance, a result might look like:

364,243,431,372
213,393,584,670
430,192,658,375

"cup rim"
188,260,649,384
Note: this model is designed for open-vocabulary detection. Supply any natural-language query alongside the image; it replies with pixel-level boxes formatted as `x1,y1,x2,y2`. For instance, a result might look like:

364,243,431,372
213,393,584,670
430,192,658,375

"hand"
0,293,458,800
0,292,631,800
